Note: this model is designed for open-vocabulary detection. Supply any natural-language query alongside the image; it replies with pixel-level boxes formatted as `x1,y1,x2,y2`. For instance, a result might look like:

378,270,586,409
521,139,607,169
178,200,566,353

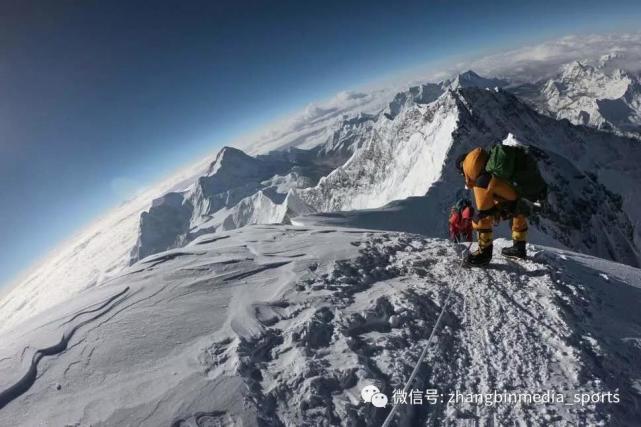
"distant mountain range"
2,56,641,333
512,53,641,134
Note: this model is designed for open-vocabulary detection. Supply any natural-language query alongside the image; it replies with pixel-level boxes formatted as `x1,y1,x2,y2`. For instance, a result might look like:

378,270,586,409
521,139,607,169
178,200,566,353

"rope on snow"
381,241,472,427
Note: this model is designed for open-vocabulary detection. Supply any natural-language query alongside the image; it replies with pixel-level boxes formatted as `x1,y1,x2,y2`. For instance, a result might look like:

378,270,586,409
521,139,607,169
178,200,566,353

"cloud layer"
451,32,641,82
235,88,393,154
236,32,641,155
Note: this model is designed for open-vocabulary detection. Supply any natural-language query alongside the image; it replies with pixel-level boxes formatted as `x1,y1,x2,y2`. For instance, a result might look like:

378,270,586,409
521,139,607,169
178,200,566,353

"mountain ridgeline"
7,63,638,334
3,61,641,427
513,57,641,134
132,73,641,268
130,146,349,263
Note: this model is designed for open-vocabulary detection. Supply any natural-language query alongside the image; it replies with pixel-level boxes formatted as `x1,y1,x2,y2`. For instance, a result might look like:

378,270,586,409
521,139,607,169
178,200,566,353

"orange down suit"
462,148,528,249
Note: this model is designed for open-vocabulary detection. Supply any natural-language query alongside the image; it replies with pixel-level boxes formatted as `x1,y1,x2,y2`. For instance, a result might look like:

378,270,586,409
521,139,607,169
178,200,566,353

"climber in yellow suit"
456,148,528,266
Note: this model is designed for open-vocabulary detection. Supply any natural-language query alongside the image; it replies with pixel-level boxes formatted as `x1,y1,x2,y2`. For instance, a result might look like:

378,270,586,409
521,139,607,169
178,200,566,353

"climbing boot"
465,245,493,267
501,241,527,259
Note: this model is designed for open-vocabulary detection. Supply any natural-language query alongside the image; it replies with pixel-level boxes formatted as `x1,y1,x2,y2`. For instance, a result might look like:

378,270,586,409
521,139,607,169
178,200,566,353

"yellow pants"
472,176,528,249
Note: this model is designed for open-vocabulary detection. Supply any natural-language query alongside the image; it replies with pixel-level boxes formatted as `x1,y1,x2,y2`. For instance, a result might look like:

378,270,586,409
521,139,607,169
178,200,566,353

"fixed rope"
381,241,472,427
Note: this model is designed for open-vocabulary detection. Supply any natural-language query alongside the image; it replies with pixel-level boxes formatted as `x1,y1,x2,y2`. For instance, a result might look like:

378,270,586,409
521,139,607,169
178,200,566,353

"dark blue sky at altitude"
1,0,640,287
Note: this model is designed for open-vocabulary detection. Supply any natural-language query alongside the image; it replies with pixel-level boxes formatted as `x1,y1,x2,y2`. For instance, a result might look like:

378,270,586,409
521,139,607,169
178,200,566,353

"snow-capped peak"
3,58,641,340
520,58,641,132
559,60,590,78
208,145,258,175
449,70,507,90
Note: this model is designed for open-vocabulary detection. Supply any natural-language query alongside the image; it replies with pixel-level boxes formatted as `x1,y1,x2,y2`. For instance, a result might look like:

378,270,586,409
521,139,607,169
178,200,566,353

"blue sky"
1,0,641,288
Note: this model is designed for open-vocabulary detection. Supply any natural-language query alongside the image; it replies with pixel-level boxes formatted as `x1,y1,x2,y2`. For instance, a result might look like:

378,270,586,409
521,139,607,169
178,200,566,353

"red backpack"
449,200,474,242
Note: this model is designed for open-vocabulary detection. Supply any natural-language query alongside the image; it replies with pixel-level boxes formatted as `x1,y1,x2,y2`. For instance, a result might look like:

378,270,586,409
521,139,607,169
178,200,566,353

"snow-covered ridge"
511,57,641,133
129,135,362,264
297,91,459,211
449,69,508,90
4,63,641,333
137,85,641,269
2,59,641,424
297,86,641,267
0,153,216,334
1,226,639,425
129,81,510,260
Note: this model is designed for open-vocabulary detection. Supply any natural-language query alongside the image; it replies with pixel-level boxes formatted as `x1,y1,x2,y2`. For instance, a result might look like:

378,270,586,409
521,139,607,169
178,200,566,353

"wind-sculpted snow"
129,146,340,263
128,115,380,265
0,154,215,334
138,68,641,270
4,62,641,341
0,225,640,425
0,286,130,410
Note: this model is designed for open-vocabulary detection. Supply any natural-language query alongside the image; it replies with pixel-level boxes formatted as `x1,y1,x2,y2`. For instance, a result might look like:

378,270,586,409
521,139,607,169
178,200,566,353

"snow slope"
297,92,459,211
0,225,639,425
297,86,641,267
130,143,353,264
511,58,641,134
0,155,215,335
3,63,641,337
133,80,641,270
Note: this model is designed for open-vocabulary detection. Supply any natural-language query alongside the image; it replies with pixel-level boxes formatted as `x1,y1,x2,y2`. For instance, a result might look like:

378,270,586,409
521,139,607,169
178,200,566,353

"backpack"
485,144,547,202
449,199,473,242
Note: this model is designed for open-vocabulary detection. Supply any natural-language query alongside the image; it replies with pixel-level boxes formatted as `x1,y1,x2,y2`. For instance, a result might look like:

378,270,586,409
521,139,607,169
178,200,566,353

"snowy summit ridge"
0,228,640,425
2,53,641,425
3,62,641,333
